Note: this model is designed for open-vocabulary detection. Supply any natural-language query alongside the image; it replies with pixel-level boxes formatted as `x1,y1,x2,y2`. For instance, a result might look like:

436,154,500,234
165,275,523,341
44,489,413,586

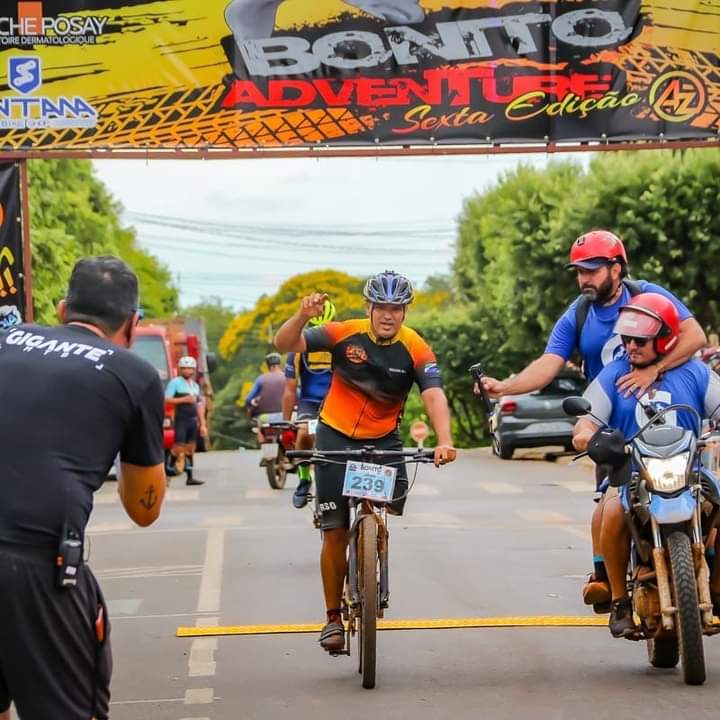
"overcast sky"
93,152,584,310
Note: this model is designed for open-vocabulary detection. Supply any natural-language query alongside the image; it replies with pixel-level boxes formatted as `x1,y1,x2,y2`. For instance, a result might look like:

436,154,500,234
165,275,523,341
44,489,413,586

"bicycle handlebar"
287,448,435,462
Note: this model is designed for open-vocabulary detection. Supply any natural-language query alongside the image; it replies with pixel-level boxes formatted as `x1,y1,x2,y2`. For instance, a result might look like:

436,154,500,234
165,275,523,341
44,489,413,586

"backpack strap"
574,295,592,351
623,278,644,297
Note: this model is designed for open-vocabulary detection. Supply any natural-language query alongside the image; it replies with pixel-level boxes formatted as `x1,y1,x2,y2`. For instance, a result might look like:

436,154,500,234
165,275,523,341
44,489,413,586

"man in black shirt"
0,256,167,720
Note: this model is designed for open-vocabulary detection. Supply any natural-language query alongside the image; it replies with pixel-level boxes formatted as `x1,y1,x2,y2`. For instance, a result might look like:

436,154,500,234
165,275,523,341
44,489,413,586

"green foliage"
28,159,178,323
182,296,238,394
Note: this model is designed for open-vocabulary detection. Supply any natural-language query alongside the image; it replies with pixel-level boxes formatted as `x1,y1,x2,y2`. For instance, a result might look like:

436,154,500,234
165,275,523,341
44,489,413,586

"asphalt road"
80,448,720,720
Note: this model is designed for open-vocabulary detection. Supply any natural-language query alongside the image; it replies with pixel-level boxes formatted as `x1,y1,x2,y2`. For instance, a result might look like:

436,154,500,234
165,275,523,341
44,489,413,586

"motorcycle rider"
572,294,720,636
245,352,286,444
282,299,336,509
478,231,706,610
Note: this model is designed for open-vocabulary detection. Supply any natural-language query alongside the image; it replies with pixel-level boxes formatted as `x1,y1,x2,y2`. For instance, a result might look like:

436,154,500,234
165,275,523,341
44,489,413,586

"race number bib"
342,461,397,502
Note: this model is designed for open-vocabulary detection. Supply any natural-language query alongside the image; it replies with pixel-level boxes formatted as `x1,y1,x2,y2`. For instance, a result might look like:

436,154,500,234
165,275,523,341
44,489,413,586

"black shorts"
174,412,198,445
314,422,408,530
296,399,321,420
0,543,112,720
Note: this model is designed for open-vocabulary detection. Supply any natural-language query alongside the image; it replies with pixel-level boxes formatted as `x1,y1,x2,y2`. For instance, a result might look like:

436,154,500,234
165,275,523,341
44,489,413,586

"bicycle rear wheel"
358,515,378,689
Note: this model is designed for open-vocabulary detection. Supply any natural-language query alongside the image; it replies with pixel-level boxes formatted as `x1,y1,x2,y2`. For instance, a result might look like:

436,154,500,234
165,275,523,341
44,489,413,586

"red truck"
130,317,217,455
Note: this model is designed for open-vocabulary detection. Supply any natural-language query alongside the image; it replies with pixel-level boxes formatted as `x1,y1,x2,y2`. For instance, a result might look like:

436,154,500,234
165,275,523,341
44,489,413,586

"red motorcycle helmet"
566,230,628,270
613,293,680,356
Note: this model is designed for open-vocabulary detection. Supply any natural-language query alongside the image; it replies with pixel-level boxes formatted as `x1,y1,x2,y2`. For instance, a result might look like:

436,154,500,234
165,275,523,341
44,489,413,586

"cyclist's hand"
478,377,508,399
300,292,329,321
434,444,456,466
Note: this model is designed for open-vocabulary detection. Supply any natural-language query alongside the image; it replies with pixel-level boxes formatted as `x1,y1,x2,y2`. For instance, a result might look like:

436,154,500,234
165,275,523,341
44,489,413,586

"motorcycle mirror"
206,352,219,374
563,396,591,417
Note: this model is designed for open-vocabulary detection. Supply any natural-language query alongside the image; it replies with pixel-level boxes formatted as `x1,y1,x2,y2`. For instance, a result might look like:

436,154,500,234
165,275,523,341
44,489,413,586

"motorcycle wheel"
266,458,287,489
647,635,679,668
667,531,706,685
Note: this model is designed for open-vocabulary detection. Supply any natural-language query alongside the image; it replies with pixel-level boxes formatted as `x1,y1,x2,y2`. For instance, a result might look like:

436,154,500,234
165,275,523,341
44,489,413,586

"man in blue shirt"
166,356,207,486
479,231,707,608
282,300,336,509
572,293,720,636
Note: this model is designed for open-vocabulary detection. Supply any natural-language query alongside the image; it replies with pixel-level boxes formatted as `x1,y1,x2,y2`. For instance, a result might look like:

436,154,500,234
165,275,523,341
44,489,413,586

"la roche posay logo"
2,56,98,130
0,2,108,47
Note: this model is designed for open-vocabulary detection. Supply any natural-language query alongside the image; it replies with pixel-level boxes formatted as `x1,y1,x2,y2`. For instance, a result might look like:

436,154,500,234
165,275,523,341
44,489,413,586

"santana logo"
345,344,368,364
1,55,98,130
649,71,706,123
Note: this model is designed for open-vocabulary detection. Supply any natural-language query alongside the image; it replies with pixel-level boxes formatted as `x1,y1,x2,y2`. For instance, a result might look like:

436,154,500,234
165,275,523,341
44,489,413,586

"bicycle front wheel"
358,515,378,689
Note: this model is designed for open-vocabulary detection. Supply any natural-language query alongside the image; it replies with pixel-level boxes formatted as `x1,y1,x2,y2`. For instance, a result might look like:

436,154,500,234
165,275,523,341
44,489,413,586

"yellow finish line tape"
176,616,607,638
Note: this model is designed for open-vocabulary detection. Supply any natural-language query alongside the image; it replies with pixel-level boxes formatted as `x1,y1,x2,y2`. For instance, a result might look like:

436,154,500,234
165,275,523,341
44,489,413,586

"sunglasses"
621,335,651,347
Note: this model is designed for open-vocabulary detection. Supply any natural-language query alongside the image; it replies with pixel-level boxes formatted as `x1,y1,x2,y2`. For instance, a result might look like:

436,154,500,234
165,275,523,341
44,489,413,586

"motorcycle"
258,419,297,490
563,396,720,685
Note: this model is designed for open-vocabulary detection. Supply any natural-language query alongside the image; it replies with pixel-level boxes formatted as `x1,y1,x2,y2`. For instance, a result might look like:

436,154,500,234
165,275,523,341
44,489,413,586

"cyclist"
244,352,286,444
478,231,706,609
165,355,207,486
282,299,336,509
274,270,456,653
571,294,720,636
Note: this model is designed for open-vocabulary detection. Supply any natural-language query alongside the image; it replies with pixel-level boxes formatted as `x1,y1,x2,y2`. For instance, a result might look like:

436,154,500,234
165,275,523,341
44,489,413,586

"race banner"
0,162,23,328
0,1,718,150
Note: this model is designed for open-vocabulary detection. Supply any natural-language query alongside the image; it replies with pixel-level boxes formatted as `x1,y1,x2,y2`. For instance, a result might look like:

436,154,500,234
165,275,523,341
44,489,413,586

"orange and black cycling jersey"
303,318,443,439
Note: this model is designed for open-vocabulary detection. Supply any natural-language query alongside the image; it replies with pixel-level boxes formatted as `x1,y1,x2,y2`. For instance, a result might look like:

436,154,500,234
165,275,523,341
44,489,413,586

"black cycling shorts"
314,422,408,530
174,412,198,445
296,399,321,420
0,543,112,720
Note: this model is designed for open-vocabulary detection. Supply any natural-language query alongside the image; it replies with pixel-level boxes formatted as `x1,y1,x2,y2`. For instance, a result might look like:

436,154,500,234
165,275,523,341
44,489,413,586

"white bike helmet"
178,355,197,369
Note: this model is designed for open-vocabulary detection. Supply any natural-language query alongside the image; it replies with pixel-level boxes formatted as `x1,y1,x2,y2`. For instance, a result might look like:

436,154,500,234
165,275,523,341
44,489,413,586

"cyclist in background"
245,352,286,444
165,356,207,486
274,271,456,654
282,300,336,509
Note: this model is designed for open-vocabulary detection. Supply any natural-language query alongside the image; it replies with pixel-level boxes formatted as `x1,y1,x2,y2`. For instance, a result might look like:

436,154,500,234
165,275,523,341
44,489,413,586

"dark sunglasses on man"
621,335,650,347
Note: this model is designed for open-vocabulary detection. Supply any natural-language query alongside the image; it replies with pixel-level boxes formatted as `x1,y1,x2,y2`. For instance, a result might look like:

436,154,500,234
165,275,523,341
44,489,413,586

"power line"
138,230,453,256
126,211,455,239
140,238,452,269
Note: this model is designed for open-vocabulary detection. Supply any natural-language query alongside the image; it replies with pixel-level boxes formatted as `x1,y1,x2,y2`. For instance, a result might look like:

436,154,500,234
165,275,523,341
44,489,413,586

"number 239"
350,476,385,493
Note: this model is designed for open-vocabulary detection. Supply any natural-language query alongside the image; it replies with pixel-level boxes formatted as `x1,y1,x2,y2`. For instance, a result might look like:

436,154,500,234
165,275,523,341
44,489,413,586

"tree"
28,159,178,323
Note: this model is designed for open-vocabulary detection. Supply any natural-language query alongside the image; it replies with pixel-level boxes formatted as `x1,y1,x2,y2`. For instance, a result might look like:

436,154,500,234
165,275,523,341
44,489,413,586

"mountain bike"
288,446,435,688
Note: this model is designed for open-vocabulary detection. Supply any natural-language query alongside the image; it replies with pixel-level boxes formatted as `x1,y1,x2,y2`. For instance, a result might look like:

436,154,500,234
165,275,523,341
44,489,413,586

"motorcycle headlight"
644,453,690,493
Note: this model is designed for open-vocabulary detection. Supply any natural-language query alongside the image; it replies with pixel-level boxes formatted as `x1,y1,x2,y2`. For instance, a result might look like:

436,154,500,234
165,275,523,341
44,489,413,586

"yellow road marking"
176,616,607,638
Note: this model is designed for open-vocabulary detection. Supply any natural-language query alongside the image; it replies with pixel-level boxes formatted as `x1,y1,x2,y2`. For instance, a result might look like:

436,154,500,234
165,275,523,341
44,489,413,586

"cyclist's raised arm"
274,292,328,352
